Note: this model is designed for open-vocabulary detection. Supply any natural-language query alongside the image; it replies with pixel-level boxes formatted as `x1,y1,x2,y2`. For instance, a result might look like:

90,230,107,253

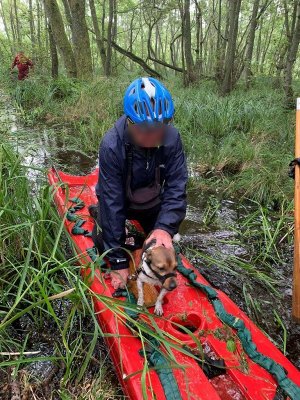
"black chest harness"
129,254,177,287
125,144,165,211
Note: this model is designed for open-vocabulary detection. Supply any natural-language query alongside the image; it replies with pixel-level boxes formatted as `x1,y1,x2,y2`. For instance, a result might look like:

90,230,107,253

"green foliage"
5,73,295,204
0,144,122,398
0,144,219,399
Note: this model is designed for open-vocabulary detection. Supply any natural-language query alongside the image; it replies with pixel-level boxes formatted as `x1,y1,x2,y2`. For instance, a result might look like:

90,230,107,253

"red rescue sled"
48,167,300,400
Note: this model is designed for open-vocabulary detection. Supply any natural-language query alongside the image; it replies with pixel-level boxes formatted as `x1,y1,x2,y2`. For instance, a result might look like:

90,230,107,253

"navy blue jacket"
95,115,188,270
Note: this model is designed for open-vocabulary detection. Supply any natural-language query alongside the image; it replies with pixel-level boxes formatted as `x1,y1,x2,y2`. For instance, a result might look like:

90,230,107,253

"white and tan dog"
134,240,178,315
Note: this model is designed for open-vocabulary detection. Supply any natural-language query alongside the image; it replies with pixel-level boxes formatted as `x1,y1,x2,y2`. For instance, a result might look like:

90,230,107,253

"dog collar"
144,259,177,285
128,261,177,286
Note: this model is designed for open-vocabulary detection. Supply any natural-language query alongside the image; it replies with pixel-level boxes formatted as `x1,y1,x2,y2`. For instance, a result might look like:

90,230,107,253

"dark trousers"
92,204,160,253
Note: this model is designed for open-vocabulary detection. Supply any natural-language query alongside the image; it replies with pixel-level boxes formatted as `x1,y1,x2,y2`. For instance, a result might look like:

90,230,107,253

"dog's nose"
169,280,177,290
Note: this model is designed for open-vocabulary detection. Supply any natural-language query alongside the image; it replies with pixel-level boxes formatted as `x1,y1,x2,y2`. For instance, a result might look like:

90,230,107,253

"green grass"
1,71,295,205
0,143,121,398
0,143,227,399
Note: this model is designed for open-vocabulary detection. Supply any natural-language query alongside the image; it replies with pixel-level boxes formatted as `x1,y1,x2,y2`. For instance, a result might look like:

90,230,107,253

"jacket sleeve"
98,143,128,270
154,134,188,236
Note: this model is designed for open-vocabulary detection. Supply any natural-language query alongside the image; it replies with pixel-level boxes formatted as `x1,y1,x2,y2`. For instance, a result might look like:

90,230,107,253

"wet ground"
182,192,300,369
1,92,299,398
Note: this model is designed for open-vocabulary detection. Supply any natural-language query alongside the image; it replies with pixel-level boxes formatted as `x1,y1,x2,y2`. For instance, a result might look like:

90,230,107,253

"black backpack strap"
157,146,165,186
125,143,133,194
125,143,165,190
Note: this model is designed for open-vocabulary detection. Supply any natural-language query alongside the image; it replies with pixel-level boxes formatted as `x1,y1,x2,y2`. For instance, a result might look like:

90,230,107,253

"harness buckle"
289,157,300,179
128,272,139,281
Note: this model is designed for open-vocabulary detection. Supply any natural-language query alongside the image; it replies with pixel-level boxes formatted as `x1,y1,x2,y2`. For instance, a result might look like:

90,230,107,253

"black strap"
288,157,300,179
125,143,164,197
144,259,177,285
125,143,133,191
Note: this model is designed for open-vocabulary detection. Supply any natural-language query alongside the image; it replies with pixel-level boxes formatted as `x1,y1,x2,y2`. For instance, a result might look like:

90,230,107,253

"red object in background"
48,167,300,400
11,54,33,80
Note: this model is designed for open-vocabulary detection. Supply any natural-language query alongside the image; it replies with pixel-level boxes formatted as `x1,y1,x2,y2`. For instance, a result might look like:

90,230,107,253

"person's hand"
146,229,173,249
111,268,129,289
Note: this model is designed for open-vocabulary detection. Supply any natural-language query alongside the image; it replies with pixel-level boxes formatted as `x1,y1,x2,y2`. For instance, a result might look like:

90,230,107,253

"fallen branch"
148,55,184,73
109,40,162,78
88,27,162,78
0,351,40,356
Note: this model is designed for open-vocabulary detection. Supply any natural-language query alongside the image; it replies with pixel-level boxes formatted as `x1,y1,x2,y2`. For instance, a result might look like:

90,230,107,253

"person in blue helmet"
92,77,188,290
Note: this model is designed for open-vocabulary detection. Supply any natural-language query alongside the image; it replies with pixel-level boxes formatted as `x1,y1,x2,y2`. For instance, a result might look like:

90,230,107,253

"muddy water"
1,92,299,380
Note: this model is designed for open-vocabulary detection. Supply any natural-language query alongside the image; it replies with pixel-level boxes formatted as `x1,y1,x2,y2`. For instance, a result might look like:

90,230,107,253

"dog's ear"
143,238,156,252
145,248,152,262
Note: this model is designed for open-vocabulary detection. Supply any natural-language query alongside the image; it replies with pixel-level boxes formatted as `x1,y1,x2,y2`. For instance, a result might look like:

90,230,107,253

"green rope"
66,199,180,398
65,198,300,398
175,252,300,400
117,291,182,400
67,198,92,236
142,347,182,400
66,197,84,222
86,246,106,268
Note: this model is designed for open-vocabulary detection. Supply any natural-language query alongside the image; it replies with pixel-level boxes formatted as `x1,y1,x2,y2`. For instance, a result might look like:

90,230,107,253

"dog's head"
145,246,178,291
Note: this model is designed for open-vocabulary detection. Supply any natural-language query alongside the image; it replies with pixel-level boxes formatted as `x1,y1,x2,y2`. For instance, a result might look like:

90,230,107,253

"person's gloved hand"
146,229,173,249
111,268,129,289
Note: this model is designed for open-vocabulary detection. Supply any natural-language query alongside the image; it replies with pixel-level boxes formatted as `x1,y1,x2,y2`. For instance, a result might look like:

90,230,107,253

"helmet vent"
143,101,149,116
124,77,174,123
158,99,162,115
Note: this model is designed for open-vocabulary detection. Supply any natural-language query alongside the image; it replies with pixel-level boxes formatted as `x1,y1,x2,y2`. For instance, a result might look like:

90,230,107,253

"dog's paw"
173,233,181,243
137,299,144,307
154,303,164,316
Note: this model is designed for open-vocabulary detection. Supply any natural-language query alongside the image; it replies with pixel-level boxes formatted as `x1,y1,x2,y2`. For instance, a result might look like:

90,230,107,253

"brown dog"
136,245,178,315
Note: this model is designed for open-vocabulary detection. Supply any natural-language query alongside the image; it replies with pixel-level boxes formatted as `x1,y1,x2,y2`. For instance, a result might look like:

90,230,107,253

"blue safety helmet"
123,77,174,124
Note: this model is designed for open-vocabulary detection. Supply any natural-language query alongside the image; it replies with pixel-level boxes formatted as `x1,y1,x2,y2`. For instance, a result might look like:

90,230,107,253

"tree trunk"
284,1,300,107
29,0,36,57
259,12,276,73
68,0,93,79
245,0,260,88
44,0,77,78
89,0,106,70
113,0,117,71
0,0,13,54
105,0,114,76
43,0,49,55
182,0,195,85
9,5,17,50
62,0,73,34
48,23,58,78
220,0,242,95
215,0,229,82
195,0,203,76
37,0,42,57
13,0,21,47
129,12,134,53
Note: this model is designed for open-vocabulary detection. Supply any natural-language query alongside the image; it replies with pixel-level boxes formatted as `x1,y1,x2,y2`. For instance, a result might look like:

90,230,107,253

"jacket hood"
114,114,128,142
